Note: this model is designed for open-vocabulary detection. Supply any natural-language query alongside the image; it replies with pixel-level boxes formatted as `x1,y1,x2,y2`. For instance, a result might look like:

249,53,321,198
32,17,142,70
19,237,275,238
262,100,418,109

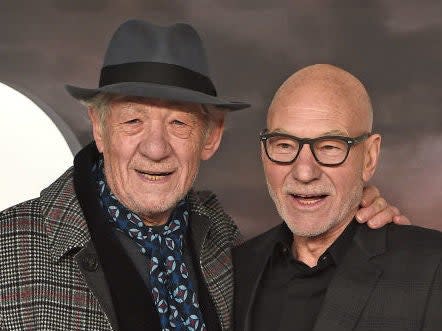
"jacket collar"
39,142,237,264
187,189,239,257
187,189,240,331
312,225,387,331
40,142,238,330
234,222,388,331
39,172,234,263
40,166,90,262
233,223,284,331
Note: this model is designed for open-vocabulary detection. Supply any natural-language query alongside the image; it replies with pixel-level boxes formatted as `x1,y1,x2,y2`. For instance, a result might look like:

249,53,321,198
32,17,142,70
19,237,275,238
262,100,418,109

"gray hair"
80,93,120,128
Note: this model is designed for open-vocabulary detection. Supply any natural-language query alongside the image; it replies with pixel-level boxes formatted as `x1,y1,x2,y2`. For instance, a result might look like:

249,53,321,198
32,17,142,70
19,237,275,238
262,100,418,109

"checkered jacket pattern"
0,167,240,330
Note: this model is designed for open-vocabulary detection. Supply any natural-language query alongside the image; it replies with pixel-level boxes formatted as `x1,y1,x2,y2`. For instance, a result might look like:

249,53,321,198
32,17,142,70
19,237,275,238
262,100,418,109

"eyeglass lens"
265,136,349,164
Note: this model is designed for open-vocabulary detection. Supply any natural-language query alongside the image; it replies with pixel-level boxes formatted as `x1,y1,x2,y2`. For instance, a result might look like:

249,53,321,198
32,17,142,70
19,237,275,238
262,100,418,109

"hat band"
99,62,217,96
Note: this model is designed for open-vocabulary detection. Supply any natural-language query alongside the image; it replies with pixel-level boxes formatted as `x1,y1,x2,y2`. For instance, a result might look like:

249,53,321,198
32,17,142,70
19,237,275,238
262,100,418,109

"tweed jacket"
0,155,240,330
234,222,442,331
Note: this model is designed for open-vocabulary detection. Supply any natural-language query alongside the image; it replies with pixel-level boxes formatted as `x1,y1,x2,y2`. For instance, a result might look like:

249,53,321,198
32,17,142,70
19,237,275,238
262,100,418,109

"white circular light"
0,82,74,211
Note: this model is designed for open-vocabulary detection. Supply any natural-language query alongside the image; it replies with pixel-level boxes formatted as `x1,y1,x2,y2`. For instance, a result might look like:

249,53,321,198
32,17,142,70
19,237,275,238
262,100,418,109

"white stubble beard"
266,177,364,238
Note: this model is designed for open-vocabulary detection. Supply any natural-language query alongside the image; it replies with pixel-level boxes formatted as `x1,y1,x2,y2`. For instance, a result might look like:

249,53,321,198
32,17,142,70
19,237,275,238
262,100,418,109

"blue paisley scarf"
94,159,207,331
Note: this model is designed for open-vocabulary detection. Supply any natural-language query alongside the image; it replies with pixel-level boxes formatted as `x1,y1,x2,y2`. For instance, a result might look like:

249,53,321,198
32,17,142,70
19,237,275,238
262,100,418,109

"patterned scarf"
94,159,207,331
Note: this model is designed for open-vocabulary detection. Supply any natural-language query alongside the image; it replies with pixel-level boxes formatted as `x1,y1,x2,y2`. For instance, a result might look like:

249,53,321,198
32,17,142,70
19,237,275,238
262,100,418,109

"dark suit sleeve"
422,258,442,331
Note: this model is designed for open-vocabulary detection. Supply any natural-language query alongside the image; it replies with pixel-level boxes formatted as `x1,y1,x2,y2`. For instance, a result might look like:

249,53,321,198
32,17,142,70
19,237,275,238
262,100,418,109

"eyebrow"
321,129,349,136
270,128,349,136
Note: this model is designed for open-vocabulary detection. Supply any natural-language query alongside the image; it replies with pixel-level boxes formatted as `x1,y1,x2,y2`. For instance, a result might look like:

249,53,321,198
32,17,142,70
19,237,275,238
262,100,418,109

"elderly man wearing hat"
0,20,406,331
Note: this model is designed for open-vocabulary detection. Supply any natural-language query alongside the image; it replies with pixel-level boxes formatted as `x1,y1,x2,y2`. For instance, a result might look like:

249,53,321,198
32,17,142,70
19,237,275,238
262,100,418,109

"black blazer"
233,223,442,331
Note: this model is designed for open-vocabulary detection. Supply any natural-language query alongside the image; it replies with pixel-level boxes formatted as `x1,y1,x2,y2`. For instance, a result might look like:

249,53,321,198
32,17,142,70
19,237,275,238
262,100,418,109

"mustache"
131,160,176,172
283,185,334,196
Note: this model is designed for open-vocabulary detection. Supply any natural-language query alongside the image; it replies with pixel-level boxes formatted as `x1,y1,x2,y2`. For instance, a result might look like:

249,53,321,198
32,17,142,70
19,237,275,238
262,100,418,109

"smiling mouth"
136,170,174,181
290,193,329,206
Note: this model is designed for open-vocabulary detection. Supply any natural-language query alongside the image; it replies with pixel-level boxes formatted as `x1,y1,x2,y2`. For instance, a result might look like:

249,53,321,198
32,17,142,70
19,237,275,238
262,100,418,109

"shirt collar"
327,218,358,264
272,219,359,266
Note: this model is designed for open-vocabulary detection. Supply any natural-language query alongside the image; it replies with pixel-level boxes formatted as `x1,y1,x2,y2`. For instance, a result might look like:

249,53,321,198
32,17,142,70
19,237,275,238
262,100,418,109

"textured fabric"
96,161,207,330
251,221,357,331
0,169,110,331
0,162,240,330
234,222,442,331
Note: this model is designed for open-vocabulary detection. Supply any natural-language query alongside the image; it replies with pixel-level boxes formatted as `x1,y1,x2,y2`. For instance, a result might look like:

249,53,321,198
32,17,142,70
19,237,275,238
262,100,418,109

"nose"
290,144,321,183
138,121,171,161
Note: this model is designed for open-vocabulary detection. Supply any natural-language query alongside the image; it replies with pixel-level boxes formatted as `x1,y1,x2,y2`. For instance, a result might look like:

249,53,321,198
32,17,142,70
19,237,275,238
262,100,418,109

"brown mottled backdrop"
1,0,441,238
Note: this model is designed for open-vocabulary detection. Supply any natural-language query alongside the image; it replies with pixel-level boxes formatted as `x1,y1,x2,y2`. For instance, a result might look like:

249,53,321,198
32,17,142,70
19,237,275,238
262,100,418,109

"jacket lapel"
187,190,240,331
233,225,284,331
74,241,119,330
189,210,221,331
41,167,90,263
40,166,118,330
74,143,161,330
313,225,387,331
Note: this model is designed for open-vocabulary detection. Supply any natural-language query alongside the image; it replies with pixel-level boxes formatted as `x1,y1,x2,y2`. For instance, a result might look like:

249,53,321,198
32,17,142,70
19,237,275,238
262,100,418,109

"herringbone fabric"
0,166,239,330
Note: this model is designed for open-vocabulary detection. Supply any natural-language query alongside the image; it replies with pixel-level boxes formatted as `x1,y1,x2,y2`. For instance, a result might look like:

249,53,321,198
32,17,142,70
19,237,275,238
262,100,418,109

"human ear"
88,108,105,153
362,133,381,182
200,116,225,161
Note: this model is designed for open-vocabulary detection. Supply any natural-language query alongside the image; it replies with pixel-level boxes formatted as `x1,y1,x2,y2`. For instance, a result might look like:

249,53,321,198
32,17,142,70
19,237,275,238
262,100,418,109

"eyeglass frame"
259,129,372,167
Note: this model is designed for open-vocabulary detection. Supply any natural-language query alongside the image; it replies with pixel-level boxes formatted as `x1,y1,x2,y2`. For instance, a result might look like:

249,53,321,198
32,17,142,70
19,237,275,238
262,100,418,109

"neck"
291,218,352,267
140,210,172,227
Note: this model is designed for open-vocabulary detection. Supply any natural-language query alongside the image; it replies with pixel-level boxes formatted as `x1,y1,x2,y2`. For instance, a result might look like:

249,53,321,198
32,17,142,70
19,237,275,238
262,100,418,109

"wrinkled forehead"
110,96,205,114
267,83,372,136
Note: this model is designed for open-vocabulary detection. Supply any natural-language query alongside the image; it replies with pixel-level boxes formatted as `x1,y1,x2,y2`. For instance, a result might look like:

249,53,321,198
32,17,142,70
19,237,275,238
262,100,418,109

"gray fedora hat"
66,19,249,111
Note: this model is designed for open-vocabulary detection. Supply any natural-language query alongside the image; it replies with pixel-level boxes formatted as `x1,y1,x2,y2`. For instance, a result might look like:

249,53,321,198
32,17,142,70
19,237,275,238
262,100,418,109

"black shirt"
251,220,358,331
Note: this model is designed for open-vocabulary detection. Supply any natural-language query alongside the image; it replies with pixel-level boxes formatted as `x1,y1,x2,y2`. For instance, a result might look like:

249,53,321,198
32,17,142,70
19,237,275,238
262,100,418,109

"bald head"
268,64,373,133
262,64,382,243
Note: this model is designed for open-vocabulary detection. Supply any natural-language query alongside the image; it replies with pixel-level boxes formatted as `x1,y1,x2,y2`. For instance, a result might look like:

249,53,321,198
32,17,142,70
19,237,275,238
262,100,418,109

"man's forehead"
268,66,373,132
271,127,349,137
268,103,354,122
110,96,204,113
267,104,358,138
268,88,369,133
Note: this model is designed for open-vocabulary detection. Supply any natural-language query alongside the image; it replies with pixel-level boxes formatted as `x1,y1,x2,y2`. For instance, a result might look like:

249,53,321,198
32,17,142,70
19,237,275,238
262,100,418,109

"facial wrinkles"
264,64,374,244
267,174,363,238
98,99,209,225
269,107,353,141
300,176,363,238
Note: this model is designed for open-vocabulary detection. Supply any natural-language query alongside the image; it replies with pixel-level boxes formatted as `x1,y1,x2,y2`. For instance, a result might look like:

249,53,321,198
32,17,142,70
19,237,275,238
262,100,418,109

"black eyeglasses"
260,129,371,166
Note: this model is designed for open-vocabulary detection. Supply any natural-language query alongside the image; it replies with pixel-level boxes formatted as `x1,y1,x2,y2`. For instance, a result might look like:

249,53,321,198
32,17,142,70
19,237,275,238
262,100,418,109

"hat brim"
65,82,250,111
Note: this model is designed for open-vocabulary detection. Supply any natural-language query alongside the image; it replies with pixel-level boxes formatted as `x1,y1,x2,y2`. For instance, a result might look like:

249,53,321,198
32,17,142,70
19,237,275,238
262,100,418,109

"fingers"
356,196,387,224
360,185,380,207
364,207,396,228
393,214,412,225
358,185,411,228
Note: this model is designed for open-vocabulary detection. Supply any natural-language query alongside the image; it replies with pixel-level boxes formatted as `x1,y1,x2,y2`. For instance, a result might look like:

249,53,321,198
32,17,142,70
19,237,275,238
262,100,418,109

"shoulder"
386,224,442,252
188,189,228,216
0,167,76,237
188,189,241,243
234,223,285,253
358,223,442,252
0,197,43,229
39,167,76,208
359,224,442,271
0,198,47,271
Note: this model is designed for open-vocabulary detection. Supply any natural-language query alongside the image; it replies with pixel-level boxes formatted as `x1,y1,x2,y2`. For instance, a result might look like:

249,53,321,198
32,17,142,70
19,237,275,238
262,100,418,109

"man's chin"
287,223,329,238
282,212,335,238
134,194,187,221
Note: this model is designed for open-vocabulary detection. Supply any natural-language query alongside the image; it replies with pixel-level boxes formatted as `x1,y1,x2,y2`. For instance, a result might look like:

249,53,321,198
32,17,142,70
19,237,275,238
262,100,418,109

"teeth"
147,174,162,181
292,194,325,205
137,169,172,180
298,197,321,205
140,173,166,181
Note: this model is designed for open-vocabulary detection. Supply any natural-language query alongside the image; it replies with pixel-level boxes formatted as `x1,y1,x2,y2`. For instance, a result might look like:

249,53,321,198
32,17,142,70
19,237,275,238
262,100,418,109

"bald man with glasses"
234,64,442,331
